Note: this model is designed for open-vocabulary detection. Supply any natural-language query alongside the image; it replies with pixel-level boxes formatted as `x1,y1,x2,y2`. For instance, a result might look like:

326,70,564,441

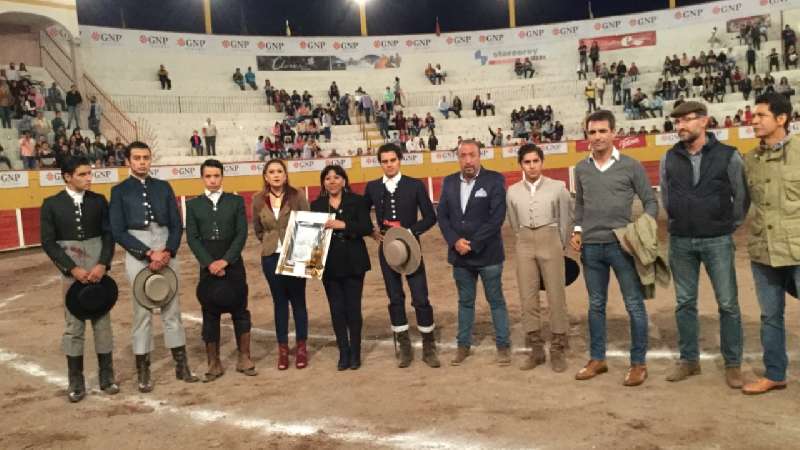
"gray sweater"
574,153,658,244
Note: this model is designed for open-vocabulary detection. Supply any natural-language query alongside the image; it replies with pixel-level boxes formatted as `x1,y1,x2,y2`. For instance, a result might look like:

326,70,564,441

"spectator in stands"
0,80,11,128
724,115,733,128
376,106,389,140
589,41,600,71
263,79,274,105
89,135,107,166
691,72,704,98
405,136,420,152
158,65,171,90
628,63,639,82
593,75,606,106
393,77,404,107
622,74,633,106
585,81,597,113
409,113,421,136
65,84,82,129
753,74,765,98
746,45,757,74
650,94,665,117
49,110,65,139
744,105,753,125
708,116,719,128
776,76,794,101
616,60,627,78
203,118,217,156
46,82,65,112
514,58,524,78
87,95,102,136
5,63,18,82
424,112,435,134
768,49,781,73
190,130,203,156
783,25,796,53
434,64,446,84
483,93,496,116
472,95,484,116
383,86,394,113
786,45,798,70
578,43,588,72
0,143,11,170
488,127,503,146
437,96,450,119
232,68,245,90
31,111,51,140
301,90,313,106
577,62,587,80
708,27,724,48
16,113,32,136
328,81,339,103
676,75,689,98
664,118,674,133
425,64,436,84
427,131,438,151
522,58,535,78
321,110,332,142
19,130,35,169
451,95,463,118
360,93,373,123
553,121,564,141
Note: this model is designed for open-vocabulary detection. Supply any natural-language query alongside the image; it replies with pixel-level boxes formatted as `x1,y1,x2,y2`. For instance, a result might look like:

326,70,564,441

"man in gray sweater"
570,110,658,387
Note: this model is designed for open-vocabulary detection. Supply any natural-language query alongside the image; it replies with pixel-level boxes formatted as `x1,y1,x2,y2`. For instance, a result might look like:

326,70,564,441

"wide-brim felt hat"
539,257,581,291
196,274,246,310
133,266,178,310
383,227,422,275
66,275,118,321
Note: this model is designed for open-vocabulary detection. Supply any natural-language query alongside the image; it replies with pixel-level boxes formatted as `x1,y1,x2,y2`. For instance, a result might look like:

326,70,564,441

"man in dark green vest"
185,159,256,382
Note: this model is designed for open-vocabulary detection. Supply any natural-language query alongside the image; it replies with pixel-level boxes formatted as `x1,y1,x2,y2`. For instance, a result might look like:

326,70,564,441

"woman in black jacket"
310,165,372,370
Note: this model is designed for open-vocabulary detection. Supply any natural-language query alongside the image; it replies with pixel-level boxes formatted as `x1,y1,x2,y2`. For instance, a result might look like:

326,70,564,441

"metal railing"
112,94,276,115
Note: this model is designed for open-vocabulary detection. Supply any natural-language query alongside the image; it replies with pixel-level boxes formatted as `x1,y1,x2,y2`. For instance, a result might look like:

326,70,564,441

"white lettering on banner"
738,126,755,139
0,171,29,189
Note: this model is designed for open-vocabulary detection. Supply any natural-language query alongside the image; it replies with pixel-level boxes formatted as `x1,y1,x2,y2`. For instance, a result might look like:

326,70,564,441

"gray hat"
132,266,178,310
670,101,708,118
383,227,422,275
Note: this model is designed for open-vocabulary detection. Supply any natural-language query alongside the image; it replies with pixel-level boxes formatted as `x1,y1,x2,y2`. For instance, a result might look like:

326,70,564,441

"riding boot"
135,353,153,393
97,352,119,394
421,331,441,368
170,345,200,383
66,355,86,403
395,330,413,368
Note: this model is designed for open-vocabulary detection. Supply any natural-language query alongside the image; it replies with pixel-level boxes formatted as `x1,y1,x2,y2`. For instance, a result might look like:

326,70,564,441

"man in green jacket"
742,93,800,395
185,159,255,382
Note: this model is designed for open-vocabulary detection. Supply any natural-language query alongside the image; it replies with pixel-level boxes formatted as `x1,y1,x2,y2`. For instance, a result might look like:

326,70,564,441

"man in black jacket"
40,156,118,402
110,141,199,392
364,144,439,368
65,84,82,130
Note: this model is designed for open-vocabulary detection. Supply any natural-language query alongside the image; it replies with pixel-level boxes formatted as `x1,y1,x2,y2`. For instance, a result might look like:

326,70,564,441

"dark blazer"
185,192,248,268
310,191,372,278
363,175,436,236
437,168,507,267
40,190,114,275
109,176,182,260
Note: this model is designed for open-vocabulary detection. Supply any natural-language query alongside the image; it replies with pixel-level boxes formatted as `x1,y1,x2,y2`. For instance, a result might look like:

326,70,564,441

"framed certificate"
276,211,335,279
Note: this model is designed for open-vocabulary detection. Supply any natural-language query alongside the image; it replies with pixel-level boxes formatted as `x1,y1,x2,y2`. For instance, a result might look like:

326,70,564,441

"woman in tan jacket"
253,159,310,370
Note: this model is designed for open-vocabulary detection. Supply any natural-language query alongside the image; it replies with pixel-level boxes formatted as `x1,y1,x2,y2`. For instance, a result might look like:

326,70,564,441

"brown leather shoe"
725,367,743,389
665,360,701,382
742,377,787,395
450,346,470,366
496,347,512,367
623,364,648,386
575,359,608,380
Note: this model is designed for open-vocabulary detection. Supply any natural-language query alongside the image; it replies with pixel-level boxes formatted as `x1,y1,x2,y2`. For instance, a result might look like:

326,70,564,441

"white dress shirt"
383,172,402,194
205,188,222,210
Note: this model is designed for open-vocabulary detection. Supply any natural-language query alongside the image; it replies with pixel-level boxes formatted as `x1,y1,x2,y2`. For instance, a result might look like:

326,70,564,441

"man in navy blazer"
437,140,511,367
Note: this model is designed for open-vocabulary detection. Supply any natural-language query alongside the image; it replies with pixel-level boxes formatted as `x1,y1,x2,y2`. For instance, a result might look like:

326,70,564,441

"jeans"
0,106,10,128
440,109,449,119
750,262,800,382
581,242,648,364
669,235,742,366
205,136,216,156
453,264,510,348
22,156,37,169
261,254,308,344
67,105,80,129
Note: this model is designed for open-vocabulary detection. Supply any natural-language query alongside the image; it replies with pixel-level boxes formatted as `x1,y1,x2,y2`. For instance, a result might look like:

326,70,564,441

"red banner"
726,15,771,34
576,135,647,152
579,31,656,52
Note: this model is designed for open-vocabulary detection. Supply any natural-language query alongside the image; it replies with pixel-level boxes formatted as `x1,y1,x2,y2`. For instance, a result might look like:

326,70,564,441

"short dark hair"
377,143,403,161
457,139,481,153
200,158,224,176
517,144,544,164
61,155,91,177
584,109,616,131
319,164,350,195
755,92,793,130
125,141,151,160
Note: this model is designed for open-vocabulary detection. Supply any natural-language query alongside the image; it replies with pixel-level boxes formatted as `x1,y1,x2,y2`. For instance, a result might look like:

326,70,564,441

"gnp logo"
177,38,207,49
299,40,326,50
446,35,472,46
517,28,545,39
92,169,117,183
257,41,285,51
628,16,657,27
47,26,71,41
405,38,432,49
674,8,704,20
172,167,197,177
594,20,622,31
373,39,400,49
332,41,360,51
0,172,24,183
761,0,789,5
91,31,122,43
479,34,504,43
552,26,579,36
712,2,743,14
139,35,169,47
222,39,250,49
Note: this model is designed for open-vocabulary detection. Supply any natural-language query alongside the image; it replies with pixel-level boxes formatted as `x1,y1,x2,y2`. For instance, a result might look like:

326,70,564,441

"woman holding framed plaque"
253,159,311,370
310,165,372,370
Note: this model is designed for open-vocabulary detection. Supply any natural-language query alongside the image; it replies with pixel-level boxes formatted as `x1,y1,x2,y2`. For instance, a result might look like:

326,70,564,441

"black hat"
539,257,581,291
66,276,118,320
197,274,246,310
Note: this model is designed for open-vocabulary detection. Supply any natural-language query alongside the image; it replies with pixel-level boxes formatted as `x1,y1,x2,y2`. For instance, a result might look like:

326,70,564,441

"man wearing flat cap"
41,155,118,402
110,141,199,392
506,144,574,373
364,143,440,368
185,159,255,382
660,100,749,388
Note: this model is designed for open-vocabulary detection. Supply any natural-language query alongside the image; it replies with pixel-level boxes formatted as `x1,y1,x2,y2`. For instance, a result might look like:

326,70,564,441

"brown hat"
670,101,708,118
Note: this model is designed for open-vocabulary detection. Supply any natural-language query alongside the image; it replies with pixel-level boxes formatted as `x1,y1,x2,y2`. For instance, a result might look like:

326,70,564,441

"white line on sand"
0,294,24,309
0,348,496,450
182,313,777,362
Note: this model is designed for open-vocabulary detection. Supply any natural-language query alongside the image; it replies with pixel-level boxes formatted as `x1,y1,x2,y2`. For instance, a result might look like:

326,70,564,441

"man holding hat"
364,143,439,368
742,93,800,395
660,100,749,388
506,144,574,372
110,141,199,393
41,155,118,402
185,159,255,381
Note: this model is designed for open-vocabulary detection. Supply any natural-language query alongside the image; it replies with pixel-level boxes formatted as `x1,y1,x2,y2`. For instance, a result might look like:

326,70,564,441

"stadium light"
353,0,369,4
